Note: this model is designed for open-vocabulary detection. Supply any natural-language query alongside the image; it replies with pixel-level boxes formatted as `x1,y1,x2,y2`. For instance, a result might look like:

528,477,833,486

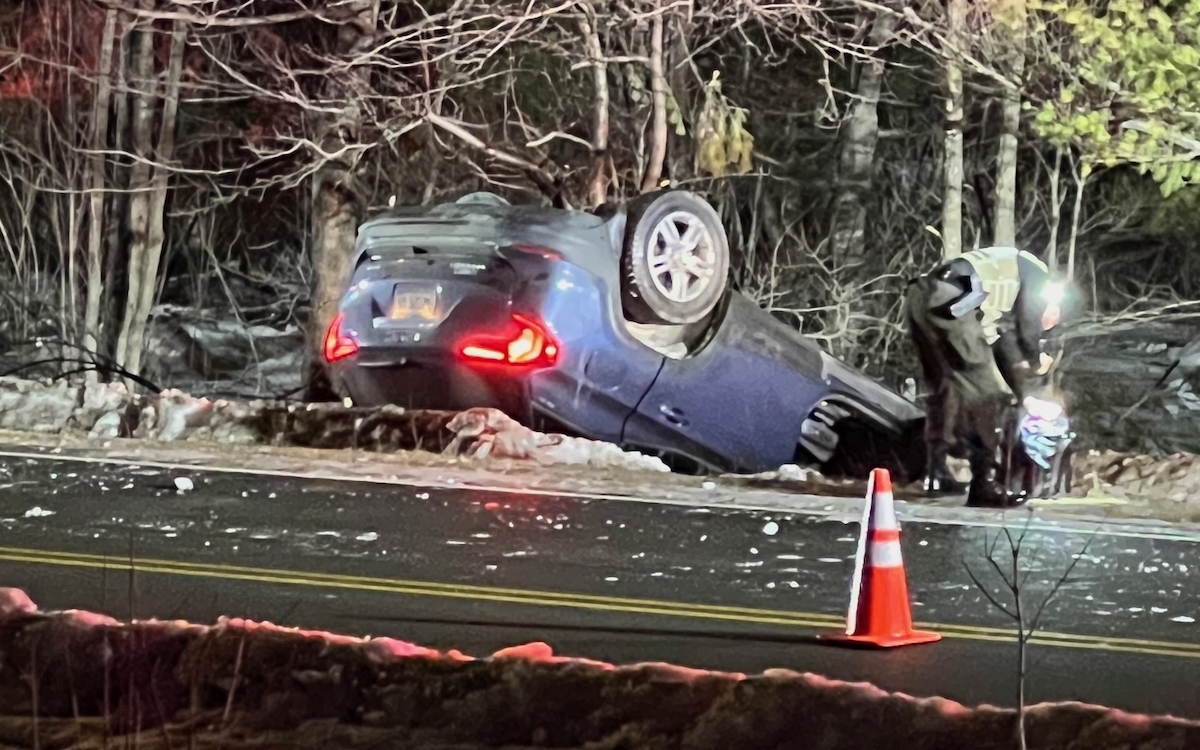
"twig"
222,636,247,725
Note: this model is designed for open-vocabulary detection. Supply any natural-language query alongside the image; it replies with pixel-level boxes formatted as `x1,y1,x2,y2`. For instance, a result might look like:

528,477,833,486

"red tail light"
460,314,559,367
323,312,359,363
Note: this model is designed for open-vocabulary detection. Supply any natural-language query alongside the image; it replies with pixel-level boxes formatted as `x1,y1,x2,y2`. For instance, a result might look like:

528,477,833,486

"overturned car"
324,190,926,478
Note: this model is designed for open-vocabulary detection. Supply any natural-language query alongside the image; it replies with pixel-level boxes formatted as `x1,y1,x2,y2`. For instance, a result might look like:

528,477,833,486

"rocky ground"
0,588,1194,750
6,372,1200,524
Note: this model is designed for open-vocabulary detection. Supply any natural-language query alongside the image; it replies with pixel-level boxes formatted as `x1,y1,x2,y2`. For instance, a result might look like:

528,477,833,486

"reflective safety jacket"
957,246,1049,346
928,245,1054,399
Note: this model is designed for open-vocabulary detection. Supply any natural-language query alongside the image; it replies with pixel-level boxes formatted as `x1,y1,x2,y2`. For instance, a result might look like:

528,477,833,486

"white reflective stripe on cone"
871,491,899,531
845,473,876,636
869,540,904,569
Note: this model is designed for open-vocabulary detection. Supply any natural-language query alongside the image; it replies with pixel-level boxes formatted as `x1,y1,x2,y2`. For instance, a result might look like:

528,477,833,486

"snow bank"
0,589,1193,750
0,377,667,473
447,407,668,471
12,373,1200,490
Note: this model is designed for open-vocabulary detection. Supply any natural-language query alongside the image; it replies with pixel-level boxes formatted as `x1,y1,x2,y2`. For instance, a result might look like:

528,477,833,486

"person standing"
905,246,1064,507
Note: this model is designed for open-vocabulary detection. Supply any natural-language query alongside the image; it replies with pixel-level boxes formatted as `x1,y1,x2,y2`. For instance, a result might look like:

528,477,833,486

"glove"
1037,352,1054,375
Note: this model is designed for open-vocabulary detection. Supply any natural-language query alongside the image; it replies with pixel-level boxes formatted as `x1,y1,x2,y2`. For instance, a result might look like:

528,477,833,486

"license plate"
389,287,439,321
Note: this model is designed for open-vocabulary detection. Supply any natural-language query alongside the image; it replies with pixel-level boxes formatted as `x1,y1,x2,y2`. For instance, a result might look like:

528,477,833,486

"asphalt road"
1,451,1199,718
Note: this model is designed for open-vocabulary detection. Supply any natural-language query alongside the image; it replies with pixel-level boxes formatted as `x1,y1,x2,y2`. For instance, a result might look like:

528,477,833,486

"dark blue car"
325,190,925,478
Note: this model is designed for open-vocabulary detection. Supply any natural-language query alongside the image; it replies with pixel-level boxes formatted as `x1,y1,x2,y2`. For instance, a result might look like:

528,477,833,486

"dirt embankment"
0,589,1195,750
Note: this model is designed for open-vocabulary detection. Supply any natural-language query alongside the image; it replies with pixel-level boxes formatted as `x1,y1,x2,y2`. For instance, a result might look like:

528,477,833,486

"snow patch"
445,407,669,472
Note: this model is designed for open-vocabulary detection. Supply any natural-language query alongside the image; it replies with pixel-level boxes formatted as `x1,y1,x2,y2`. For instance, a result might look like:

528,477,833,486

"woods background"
2,0,1199,451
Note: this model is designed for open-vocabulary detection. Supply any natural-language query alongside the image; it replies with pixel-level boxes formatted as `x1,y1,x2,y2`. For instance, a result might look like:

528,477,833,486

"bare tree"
1044,148,1064,270
305,0,380,399
828,3,897,265
965,515,1094,750
114,9,186,377
993,0,1028,247
578,1,611,208
640,8,668,194
1066,156,1088,282
941,0,967,259
82,8,118,380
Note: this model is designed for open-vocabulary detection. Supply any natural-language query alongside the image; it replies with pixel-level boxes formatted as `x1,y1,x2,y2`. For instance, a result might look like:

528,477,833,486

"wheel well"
622,289,731,360
799,399,927,483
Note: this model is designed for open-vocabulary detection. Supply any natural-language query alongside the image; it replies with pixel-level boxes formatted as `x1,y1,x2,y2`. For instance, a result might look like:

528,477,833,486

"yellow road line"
0,545,1198,658
0,546,846,622
0,551,838,629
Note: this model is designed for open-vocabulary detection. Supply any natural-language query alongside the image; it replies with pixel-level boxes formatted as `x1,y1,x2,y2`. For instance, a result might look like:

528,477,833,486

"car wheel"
621,190,730,325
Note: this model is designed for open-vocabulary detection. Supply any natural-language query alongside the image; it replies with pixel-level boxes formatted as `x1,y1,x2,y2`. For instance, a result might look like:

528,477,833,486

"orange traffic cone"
820,468,941,648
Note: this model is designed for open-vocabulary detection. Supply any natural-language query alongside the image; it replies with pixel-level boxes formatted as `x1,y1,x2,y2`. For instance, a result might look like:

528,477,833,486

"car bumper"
333,355,531,417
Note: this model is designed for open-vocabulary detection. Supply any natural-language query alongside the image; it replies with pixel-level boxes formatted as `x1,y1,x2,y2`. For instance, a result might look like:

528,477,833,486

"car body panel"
524,259,665,444
622,293,824,472
355,202,627,286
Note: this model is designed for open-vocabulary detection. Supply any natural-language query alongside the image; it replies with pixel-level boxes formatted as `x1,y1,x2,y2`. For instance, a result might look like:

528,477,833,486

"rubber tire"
621,190,730,325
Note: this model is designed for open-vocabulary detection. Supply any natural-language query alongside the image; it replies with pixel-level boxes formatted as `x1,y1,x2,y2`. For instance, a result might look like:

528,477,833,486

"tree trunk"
63,0,81,353
640,11,667,194
579,3,610,208
83,9,117,380
65,166,81,353
941,0,967,259
1067,159,1088,282
993,0,1027,247
102,16,132,365
828,8,895,264
305,0,380,401
123,20,185,379
114,1,157,373
1046,148,1063,270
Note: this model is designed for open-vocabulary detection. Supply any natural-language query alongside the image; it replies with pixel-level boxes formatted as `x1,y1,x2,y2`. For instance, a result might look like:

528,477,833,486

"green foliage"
1145,176,1200,234
616,62,648,105
612,63,684,135
1030,0,1200,196
667,90,687,137
693,71,754,178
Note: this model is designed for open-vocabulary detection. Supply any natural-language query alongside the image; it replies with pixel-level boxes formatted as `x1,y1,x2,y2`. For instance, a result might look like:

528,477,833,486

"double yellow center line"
0,544,1197,659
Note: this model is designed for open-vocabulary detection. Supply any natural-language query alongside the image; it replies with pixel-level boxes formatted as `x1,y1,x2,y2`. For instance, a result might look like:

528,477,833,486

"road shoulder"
2,428,1197,543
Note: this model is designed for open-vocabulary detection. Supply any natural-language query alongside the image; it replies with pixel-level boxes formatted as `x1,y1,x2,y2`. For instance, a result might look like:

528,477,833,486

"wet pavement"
1,453,1200,717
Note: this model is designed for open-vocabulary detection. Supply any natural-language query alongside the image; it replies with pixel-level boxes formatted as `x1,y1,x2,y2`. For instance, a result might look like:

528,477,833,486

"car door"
525,259,666,444
621,294,831,473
